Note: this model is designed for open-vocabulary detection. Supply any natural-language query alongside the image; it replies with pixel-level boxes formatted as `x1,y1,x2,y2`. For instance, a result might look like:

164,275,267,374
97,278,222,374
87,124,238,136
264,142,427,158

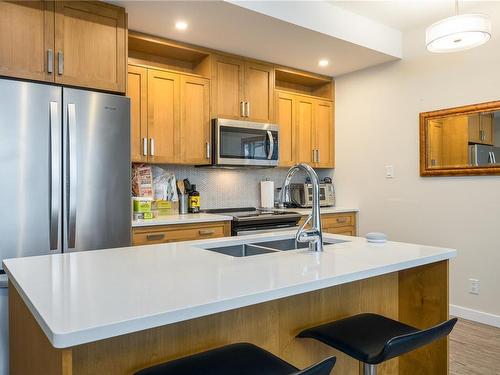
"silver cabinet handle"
47,49,54,74
312,149,316,163
150,138,155,156
199,229,215,236
67,104,77,249
146,233,165,241
142,138,148,156
58,51,64,75
317,149,321,163
206,142,210,159
267,130,274,160
49,102,60,250
245,102,250,118
240,101,245,117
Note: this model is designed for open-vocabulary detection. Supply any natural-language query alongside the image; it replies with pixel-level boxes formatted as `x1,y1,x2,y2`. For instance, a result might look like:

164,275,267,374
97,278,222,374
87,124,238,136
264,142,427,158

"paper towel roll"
260,180,274,208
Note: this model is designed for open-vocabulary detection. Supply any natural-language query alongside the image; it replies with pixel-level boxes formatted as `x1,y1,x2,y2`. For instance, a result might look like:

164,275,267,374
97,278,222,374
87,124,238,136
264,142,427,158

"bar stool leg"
360,362,376,375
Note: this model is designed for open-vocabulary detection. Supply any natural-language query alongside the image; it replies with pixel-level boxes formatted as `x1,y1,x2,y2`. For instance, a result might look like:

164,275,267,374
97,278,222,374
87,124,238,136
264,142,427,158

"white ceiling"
113,0,400,77
331,0,494,31
112,0,498,77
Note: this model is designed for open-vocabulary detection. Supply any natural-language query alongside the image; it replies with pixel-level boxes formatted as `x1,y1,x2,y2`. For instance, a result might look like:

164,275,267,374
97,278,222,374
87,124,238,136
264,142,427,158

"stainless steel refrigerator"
469,144,500,166
0,78,131,374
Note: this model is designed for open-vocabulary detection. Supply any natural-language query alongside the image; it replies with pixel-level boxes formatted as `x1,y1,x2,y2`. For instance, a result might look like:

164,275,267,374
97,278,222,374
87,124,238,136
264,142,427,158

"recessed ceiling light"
175,21,188,31
318,59,329,67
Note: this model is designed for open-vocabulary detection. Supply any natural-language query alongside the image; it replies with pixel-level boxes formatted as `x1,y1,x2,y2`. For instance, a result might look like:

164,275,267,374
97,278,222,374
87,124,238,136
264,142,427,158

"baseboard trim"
450,304,500,328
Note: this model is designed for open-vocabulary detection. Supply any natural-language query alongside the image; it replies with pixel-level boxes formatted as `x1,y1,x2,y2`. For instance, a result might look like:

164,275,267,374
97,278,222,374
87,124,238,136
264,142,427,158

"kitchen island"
4,232,455,375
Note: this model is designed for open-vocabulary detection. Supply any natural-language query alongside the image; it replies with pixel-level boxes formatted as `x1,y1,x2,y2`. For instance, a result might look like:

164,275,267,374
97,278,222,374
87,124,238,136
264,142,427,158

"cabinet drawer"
321,213,355,228
132,222,228,246
324,226,356,236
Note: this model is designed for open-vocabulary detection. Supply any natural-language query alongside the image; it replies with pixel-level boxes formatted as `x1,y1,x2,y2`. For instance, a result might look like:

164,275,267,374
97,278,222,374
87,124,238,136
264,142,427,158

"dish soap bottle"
188,184,200,213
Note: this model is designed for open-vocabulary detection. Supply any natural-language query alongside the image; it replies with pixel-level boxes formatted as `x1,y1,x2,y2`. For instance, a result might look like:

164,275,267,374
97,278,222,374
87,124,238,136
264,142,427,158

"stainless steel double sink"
203,238,347,257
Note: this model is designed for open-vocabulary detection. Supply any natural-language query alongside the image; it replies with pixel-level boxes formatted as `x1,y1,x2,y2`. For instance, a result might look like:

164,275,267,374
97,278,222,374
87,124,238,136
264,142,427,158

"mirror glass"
425,110,500,169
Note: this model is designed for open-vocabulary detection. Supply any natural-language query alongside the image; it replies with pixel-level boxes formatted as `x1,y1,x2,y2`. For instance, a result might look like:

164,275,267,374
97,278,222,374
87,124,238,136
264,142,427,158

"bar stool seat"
297,313,457,374
135,342,336,375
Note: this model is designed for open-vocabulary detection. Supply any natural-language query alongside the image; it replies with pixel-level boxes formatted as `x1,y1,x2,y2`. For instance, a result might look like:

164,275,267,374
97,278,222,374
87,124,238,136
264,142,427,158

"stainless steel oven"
212,118,279,167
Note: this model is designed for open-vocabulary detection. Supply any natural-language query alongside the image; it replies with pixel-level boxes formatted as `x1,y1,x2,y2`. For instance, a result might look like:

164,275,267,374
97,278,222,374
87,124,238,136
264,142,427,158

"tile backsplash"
138,164,333,209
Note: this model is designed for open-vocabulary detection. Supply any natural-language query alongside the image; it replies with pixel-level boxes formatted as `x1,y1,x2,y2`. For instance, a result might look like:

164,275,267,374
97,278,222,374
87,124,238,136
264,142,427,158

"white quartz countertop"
3,232,455,349
132,213,232,227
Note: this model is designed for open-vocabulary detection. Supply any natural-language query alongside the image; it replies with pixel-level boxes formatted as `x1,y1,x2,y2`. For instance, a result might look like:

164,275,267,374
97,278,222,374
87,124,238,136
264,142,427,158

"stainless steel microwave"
212,118,279,167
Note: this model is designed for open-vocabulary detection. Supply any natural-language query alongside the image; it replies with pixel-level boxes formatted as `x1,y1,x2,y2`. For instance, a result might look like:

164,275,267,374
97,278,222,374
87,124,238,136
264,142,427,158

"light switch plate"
385,165,394,178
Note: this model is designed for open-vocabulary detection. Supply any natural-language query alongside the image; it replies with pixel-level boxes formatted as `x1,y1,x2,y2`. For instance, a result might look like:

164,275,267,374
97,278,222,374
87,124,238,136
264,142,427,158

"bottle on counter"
188,184,200,213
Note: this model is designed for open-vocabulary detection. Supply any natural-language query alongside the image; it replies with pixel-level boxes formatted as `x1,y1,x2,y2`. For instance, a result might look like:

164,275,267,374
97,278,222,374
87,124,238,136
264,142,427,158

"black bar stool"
297,313,457,375
134,342,336,375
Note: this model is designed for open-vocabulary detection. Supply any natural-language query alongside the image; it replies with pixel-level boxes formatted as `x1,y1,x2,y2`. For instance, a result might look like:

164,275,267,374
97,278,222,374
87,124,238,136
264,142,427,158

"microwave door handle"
267,130,274,160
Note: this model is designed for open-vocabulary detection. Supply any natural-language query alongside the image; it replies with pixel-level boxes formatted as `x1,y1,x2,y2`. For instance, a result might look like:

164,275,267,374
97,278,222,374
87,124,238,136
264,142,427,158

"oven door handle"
267,131,274,160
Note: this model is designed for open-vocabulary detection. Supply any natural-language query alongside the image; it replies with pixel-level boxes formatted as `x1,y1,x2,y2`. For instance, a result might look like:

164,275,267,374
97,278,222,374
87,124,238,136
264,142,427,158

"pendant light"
426,0,491,53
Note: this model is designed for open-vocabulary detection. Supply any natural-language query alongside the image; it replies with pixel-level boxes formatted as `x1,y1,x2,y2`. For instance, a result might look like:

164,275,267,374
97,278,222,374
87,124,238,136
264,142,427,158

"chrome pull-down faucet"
279,163,323,252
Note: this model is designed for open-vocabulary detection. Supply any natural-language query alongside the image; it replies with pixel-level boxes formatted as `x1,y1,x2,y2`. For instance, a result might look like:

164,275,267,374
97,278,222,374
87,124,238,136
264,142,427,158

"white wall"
335,13,500,322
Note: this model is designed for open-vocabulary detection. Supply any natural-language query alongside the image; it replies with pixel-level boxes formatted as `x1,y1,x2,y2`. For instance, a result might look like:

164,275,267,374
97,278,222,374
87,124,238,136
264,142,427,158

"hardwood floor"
450,318,500,375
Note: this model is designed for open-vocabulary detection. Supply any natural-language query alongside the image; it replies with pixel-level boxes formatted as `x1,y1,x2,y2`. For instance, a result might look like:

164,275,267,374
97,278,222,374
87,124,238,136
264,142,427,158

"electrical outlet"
385,165,394,178
469,278,480,295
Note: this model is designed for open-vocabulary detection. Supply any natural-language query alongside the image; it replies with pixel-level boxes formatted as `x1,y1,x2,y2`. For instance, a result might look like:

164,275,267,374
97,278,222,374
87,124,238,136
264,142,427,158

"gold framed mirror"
420,100,500,176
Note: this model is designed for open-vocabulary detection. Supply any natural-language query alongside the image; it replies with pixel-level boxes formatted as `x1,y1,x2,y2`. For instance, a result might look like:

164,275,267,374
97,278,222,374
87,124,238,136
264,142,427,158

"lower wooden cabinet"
299,212,357,236
132,221,231,246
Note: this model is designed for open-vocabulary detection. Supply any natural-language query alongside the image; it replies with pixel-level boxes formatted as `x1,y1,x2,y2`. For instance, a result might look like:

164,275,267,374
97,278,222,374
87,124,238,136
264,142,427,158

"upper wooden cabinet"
128,65,148,163
0,1,54,82
275,91,334,168
179,75,211,164
0,1,126,93
211,55,273,122
127,64,211,165
126,33,335,168
296,96,315,165
468,113,493,145
54,1,127,92
211,55,244,120
243,61,273,122
275,91,296,167
147,69,179,164
314,100,334,168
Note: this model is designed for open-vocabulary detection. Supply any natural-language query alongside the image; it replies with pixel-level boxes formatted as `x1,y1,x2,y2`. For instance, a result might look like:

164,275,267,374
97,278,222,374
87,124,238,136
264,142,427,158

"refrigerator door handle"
67,103,77,249
49,102,60,250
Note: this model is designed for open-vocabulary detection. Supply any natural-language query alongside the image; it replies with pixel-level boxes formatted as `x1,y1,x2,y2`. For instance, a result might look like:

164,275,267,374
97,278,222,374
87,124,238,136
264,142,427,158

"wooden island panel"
10,261,449,375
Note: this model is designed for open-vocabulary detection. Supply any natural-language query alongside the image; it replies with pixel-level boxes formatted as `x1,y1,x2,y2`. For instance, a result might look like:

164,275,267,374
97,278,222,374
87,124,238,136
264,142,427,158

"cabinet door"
468,114,481,143
428,120,443,167
54,1,126,92
442,116,469,166
127,65,148,163
244,61,273,122
314,100,334,168
296,97,315,164
480,113,493,145
275,92,296,167
147,69,179,164
179,75,211,165
211,55,244,119
0,1,54,82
